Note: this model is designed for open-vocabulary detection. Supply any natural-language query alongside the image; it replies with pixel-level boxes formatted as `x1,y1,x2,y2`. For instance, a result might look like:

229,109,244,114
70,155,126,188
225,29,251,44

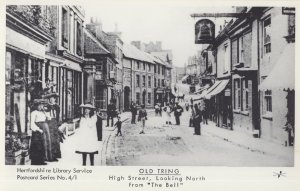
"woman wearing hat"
75,103,99,166
30,99,52,165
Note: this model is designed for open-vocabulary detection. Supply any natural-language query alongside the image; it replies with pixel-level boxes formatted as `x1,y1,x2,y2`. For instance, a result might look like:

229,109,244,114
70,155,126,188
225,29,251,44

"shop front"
6,6,53,164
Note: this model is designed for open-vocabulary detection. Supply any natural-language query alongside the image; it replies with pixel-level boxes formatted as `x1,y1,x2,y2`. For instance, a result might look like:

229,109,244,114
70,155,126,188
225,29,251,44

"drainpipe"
256,18,261,136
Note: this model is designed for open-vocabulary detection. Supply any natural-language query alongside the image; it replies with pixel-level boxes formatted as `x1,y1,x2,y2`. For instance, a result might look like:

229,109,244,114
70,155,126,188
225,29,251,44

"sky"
83,3,235,67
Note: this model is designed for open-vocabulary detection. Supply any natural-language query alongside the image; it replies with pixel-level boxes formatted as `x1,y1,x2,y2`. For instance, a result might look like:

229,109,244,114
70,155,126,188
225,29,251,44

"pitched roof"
151,50,173,62
84,29,110,55
123,43,154,63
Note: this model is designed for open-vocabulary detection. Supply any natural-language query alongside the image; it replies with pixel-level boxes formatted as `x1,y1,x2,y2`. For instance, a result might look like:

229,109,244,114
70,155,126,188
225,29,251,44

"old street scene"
5,6,295,166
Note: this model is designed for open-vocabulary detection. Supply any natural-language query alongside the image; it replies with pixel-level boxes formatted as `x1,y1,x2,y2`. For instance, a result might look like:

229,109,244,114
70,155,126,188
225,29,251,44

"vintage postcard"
0,0,299,191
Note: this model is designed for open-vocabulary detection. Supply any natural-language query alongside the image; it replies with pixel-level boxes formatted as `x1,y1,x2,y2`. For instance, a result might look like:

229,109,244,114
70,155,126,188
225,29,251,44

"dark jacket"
107,103,116,116
174,105,183,117
130,105,137,115
138,109,147,121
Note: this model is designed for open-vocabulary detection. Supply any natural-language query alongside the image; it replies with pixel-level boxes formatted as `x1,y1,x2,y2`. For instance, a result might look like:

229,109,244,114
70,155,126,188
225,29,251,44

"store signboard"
195,19,215,44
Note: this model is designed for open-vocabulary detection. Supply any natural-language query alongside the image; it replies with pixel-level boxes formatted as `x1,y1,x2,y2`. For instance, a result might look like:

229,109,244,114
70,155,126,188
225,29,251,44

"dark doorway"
124,86,130,111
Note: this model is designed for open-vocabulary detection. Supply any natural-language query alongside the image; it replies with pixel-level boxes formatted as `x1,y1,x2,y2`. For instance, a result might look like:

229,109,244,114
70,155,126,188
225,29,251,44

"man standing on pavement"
173,102,184,125
130,102,137,124
106,100,116,127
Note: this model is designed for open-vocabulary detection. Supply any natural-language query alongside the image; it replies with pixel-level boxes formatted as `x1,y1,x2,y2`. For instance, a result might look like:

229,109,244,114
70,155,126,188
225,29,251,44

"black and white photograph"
3,4,296,167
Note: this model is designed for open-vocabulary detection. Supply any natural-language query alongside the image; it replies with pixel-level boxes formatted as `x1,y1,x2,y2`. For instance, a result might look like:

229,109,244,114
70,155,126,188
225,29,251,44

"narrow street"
101,109,293,166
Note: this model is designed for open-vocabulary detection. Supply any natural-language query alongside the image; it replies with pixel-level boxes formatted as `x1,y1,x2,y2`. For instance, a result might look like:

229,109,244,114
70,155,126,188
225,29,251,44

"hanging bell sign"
195,19,215,44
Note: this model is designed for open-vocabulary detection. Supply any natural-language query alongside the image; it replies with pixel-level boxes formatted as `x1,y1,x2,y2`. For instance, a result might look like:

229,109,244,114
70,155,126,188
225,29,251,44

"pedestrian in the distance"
75,103,98,166
164,103,173,125
190,98,194,106
174,102,184,125
130,102,137,124
185,101,189,111
189,104,194,127
202,101,209,125
158,103,162,117
96,108,104,141
138,104,147,134
154,103,160,116
193,104,202,135
106,100,116,127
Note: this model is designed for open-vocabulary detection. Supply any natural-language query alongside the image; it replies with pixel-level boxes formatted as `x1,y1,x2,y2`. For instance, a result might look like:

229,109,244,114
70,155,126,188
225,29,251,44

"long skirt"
47,119,61,158
36,122,53,161
30,131,45,165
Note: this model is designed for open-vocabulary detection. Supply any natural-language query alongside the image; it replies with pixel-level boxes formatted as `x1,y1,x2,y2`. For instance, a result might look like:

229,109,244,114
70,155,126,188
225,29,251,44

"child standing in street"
114,116,122,136
138,104,147,134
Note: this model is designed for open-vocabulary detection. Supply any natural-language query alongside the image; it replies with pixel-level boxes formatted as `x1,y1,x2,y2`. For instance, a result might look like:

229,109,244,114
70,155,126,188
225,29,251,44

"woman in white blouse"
30,99,51,165
75,103,99,166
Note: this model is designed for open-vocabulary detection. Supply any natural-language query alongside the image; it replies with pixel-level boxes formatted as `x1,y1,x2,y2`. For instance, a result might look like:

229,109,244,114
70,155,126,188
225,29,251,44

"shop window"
148,93,151,104
136,92,140,105
234,78,241,110
61,7,69,49
136,75,140,87
6,51,12,121
76,21,82,56
148,76,151,87
95,81,107,110
263,17,271,54
241,79,250,111
66,70,73,119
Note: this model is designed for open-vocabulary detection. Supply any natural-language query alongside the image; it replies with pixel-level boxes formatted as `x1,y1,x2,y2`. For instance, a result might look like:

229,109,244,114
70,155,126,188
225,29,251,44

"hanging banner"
195,19,215,44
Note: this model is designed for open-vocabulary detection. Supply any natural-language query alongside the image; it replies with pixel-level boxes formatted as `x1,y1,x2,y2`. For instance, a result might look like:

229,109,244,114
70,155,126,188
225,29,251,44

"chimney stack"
86,17,102,38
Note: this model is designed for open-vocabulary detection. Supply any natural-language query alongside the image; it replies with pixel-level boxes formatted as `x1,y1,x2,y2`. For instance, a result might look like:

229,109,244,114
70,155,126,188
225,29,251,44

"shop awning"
194,84,210,94
259,43,295,90
64,60,82,72
204,79,230,99
181,75,189,82
194,80,222,101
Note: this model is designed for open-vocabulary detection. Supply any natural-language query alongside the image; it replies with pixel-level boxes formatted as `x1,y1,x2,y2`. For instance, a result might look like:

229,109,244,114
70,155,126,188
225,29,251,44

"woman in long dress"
45,93,61,161
75,104,99,166
30,99,51,165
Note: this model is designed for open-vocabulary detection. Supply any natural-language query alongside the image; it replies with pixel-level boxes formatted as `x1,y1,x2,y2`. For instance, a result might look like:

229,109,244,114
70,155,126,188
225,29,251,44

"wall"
216,39,231,78
259,7,290,145
260,90,288,145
